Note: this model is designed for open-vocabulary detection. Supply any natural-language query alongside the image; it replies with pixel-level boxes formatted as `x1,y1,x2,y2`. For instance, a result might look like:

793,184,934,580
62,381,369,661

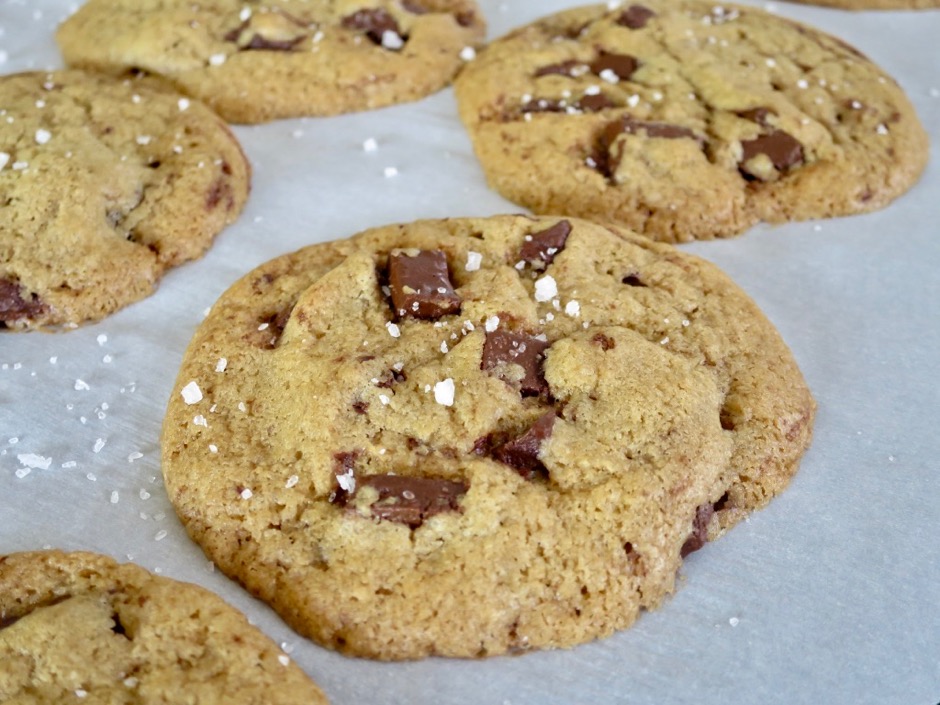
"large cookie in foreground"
454,1,928,242
161,215,815,659
57,0,485,124
0,70,249,331
0,550,329,704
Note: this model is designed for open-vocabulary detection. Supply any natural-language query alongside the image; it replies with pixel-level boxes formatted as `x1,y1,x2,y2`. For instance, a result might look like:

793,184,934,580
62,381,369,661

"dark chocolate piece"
358,474,468,528
617,5,656,29
521,98,566,114
739,130,804,175
621,272,646,287
482,330,550,396
341,8,404,46
680,503,714,557
388,250,462,320
737,107,775,126
519,220,571,268
0,278,46,324
592,117,698,178
241,33,306,51
535,60,586,78
576,92,616,112
493,412,556,480
589,51,639,81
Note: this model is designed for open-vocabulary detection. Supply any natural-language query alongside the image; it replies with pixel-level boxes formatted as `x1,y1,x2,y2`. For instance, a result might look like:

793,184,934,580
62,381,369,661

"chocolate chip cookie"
454,1,928,242
57,0,485,124
161,215,814,659
0,70,250,331
0,550,328,704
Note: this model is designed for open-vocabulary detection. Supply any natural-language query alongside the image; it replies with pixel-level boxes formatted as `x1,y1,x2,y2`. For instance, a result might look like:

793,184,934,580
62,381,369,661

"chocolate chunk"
401,0,427,13
493,411,556,480
330,450,361,505
482,330,550,396
737,107,775,126
534,60,586,78
592,117,698,178
591,333,615,350
388,250,462,320
358,474,468,528
521,98,566,114
253,305,293,349
621,272,646,287
519,220,571,268
740,130,804,175
680,503,714,557
617,5,656,29
0,278,46,324
455,10,476,27
342,8,404,46
589,51,639,81
576,92,616,112
376,366,407,388
241,33,306,51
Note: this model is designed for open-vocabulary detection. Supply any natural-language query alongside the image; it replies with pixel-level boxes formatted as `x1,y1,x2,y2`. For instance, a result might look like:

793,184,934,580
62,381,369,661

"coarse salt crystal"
534,275,558,302
93,438,106,453
278,655,290,666
35,128,51,144
209,53,227,66
381,30,404,50
465,251,482,271
216,357,227,372
565,300,581,317
75,379,90,391
193,414,208,427
17,453,52,470
178,97,190,111
599,68,619,84
128,451,143,462
0,153,8,171
286,475,299,488
440,341,449,353
239,6,252,21
460,46,476,61
136,135,152,145
154,529,168,541
110,491,119,504
485,315,500,332
209,444,218,453
363,137,378,152
181,381,203,405
240,488,253,499
384,166,399,178
386,321,401,338
434,379,455,407
97,333,107,345
379,394,390,405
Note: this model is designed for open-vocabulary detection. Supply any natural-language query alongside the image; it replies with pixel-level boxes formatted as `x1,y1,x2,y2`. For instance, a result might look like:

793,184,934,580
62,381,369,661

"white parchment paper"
1,1,938,703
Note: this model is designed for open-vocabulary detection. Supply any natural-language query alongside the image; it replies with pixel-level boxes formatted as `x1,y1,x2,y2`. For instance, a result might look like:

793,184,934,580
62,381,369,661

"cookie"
57,0,486,124
454,1,929,242
161,215,814,659
0,550,328,704
0,70,250,331
784,0,939,9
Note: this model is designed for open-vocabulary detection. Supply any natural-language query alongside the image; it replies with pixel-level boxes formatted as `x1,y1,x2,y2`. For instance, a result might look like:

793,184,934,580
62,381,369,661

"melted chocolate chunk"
519,220,571,268
388,250,462,320
592,117,698,178
589,51,639,81
680,503,714,557
482,330,550,396
521,98,566,114
739,130,804,175
621,272,646,287
241,33,306,51
737,107,775,127
358,474,468,528
534,60,586,78
0,278,46,324
617,4,656,29
577,92,616,112
493,411,556,480
342,8,404,46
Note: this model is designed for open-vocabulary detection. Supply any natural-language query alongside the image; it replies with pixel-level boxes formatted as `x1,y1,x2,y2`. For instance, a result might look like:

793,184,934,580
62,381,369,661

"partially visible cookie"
0,550,328,704
161,215,815,660
0,70,250,331
784,0,939,9
57,0,486,124
454,1,928,242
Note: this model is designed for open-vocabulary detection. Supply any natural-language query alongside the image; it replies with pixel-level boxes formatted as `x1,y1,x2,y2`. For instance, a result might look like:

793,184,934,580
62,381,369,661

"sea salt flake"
178,97,190,111
384,166,399,178
379,394,390,405
240,488,253,500
216,357,227,372
193,414,208,427
278,655,290,666
75,379,91,391
286,475,299,488
110,491,120,504
139,489,151,500
381,30,404,50
15,468,31,479
93,438,106,453
209,444,218,453
363,137,378,152
460,46,476,61
434,379,455,407
465,251,482,271
239,6,252,21
386,321,401,338
136,135,152,145
97,333,107,345
440,341,449,353
534,275,558,302
181,381,203,405
209,53,227,66
565,300,581,317
485,315,500,332
154,529,168,541
128,451,143,462
35,128,51,144
0,153,10,171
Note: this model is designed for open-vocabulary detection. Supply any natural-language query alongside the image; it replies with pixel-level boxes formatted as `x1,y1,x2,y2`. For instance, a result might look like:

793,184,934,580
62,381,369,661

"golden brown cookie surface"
57,0,486,124
0,70,250,331
0,550,328,704
161,215,814,659
454,1,928,242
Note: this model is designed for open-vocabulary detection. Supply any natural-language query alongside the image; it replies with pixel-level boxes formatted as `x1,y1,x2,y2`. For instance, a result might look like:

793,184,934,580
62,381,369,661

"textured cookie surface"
0,70,249,331
454,1,928,242
57,0,486,124
0,550,328,704
161,215,814,659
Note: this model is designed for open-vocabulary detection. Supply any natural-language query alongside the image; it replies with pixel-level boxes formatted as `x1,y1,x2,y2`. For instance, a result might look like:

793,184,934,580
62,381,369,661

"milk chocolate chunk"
593,117,697,177
577,92,616,112
589,51,639,81
519,220,571,268
359,475,468,528
534,60,586,78
388,250,462,320
521,98,566,114
341,8,404,46
739,130,804,175
617,5,656,29
0,278,46,324
680,503,714,557
737,107,774,126
482,330,550,396
493,411,556,480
